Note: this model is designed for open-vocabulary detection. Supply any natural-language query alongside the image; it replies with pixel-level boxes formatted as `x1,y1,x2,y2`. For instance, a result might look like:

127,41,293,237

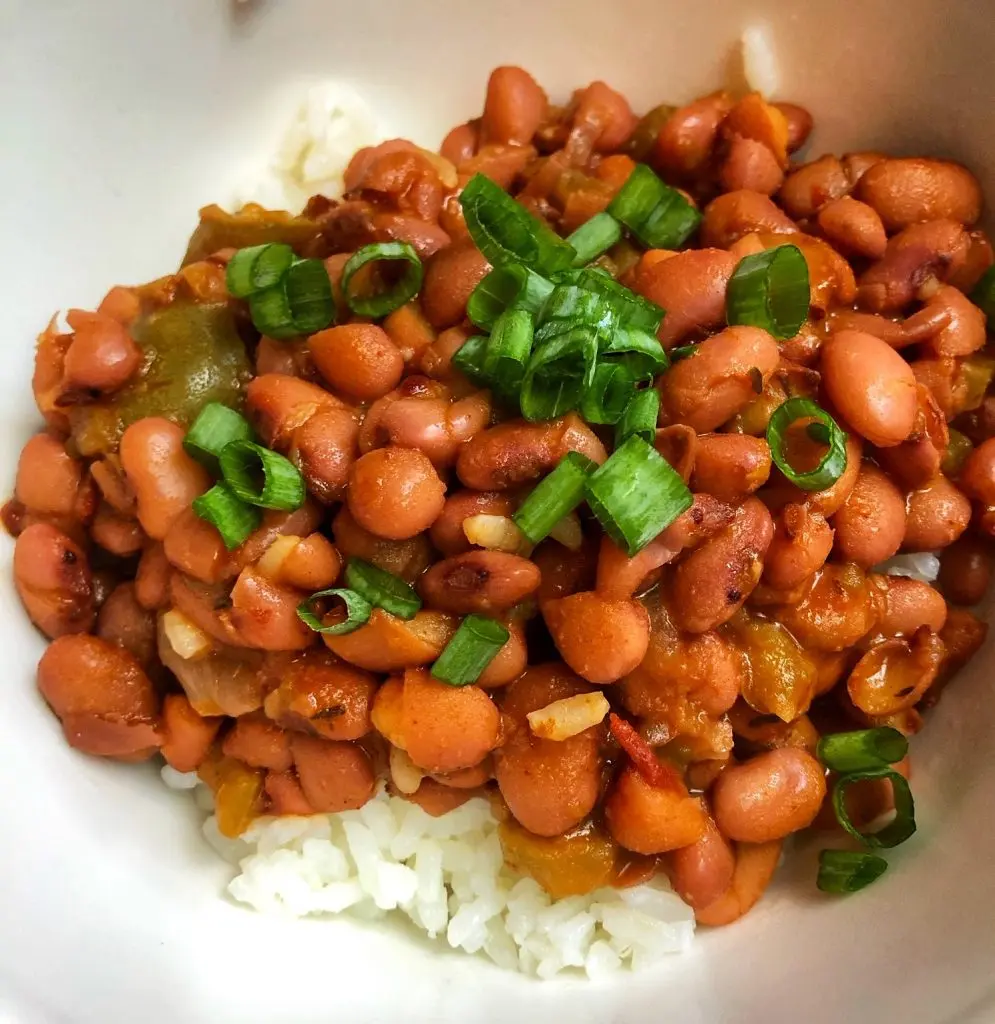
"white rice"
873,552,941,583
163,768,694,978
233,83,384,212
741,25,780,98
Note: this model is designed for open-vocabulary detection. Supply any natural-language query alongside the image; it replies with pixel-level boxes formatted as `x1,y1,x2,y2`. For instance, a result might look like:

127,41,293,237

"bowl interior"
2,2,994,1021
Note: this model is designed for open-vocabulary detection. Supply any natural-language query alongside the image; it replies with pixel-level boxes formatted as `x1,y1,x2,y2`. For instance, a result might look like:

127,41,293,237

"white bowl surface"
2,2,994,1021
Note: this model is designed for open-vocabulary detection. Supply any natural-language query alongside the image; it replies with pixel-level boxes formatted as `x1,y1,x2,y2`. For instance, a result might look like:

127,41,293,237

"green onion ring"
726,244,810,340
766,397,848,491
340,242,424,318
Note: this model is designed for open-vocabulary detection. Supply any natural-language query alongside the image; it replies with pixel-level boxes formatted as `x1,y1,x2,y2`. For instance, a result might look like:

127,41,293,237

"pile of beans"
7,66,993,926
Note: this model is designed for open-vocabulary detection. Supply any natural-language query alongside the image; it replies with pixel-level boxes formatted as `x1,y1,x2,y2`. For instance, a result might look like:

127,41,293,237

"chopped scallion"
226,243,296,298
512,451,597,544
567,211,623,266
191,482,261,550
615,388,660,447
607,164,701,249
580,361,637,425
467,265,554,330
218,440,306,511
296,588,373,635
344,558,421,620
451,334,491,387
248,258,336,339
726,244,810,340
430,614,510,686
816,850,889,893
585,435,692,555
766,397,848,491
817,728,908,774
831,768,916,849
483,307,535,396
340,241,424,318
520,328,598,422
183,403,256,471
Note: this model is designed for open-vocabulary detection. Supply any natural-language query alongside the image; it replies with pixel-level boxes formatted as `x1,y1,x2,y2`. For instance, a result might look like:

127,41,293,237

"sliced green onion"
555,267,665,335
615,388,660,447
520,328,598,422
484,308,535,396
183,403,256,470
467,265,554,331
248,259,336,339
512,451,597,543
344,558,421,620
766,397,848,491
970,265,995,327
340,241,424,318
191,482,261,550
727,244,810,340
218,440,306,511
460,173,576,275
430,614,510,686
226,243,295,298
296,588,372,635
580,361,637,425
816,850,889,894
607,164,701,249
817,728,908,774
451,334,491,387
568,212,623,266
585,435,693,556
534,283,618,348
832,769,916,849
603,325,669,377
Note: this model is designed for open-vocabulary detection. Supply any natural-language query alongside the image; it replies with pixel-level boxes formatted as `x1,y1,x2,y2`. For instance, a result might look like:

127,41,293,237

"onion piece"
255,534,303,580
549,511,583,551
462,514,533,555
527,691,610,741
162,609,213,661
389,744,424,795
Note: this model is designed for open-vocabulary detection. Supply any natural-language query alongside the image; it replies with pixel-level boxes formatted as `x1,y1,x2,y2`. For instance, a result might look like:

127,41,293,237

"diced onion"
549,511,583,551
255,534,302,580
527,691,611,741
162,609,213,661
463,514,532,555
389,744,424,795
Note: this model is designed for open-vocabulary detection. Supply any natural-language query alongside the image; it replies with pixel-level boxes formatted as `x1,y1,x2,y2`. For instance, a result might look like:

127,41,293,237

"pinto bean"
778,155,850,220
857,220,970,313
246,373,346,449
228,568,314,651
378,668,500,773
263,648,375,740
856,158,982,231
870,575,948,637
383,302,437,365
848,631,944,716
90,504,144,557
429,490,517,556
476,618,528,688
418,550,539,614
347,446,446,540
135,542,170,610
763,503,834,590
15,434,83,517
669,497,773,633
325,608,457,672
658,326,779,432
419,238,491,329
307,324,403,402
37,633,160,758
14,523,94,638
264,770,313,815
332,506,432,582
605,766,706,855
290,734,375,813
713,747,825,842
694,839,783,926
440,120,479,166
960,437,995,505
495,665,604,836
572,81,637,152
719,136,784,195
690,434,771,500
873,384,948,490
163,507,229,584
773,563,875,651
376,390,492,469
119,418,210,540
277,533,342,592
903,475,971,550
938,535,992,605
908,285,987,359
635,248,738,348
456,414,607,490
817,196,887,260
832,463,906,567
773,102,813,152
90,456,135,515
654,92,733,178
160,693,222,772
61,310,141,394
804,434,864,517
96,582,156,666
821,330,917,447
667,814,736,911
543,591,650,684
223,713,293,772
700,190,796,248
290,406,360,504
481,66,547,146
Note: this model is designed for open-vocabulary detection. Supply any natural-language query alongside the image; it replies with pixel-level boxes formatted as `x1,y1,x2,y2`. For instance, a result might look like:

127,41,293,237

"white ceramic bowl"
3,2,995,1021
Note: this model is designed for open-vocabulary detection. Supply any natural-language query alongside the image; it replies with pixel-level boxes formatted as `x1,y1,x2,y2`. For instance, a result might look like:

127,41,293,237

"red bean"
347,447,446,540
481,67,548,146
308,324,404,402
